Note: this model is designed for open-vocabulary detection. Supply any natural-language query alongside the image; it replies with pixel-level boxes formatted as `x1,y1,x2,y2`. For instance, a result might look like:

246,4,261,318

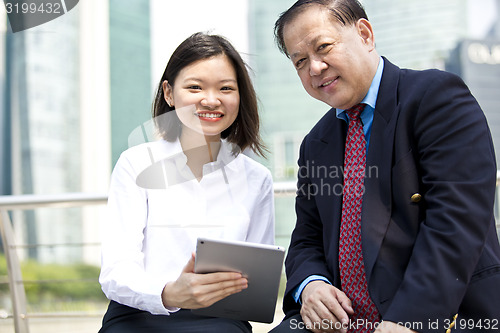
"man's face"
283,5,377,110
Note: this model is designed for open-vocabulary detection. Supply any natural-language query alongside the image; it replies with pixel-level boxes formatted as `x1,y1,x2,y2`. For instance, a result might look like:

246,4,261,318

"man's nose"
309,58,327,76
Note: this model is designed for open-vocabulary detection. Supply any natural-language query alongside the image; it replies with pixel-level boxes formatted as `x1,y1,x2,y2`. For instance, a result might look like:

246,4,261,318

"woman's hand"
161,253,248,309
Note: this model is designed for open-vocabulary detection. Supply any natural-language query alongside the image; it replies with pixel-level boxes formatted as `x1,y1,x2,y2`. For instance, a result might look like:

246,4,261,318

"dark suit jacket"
283,58,500,332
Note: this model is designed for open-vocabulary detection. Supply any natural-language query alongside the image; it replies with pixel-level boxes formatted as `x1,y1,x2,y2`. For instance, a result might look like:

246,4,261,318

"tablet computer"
192,237,285,323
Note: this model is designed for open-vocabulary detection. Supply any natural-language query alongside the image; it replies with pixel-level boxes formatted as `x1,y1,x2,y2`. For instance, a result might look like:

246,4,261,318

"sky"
468,0,497,38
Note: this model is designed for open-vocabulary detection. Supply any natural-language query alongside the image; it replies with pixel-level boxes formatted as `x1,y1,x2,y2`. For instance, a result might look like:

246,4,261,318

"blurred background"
0,0,499,332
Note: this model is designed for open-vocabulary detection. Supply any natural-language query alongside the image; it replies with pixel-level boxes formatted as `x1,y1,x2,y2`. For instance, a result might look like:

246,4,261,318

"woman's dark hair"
274,0,368,57
152,32,266,157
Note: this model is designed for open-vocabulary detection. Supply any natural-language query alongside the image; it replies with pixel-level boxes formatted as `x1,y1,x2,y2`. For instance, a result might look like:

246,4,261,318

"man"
271,0,500,332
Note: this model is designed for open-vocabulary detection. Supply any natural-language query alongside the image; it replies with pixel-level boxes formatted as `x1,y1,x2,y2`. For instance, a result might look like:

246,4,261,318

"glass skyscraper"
109,0,152,167
249,0,327,179
362,0,469,70
4,7,82,263
1,0,152,265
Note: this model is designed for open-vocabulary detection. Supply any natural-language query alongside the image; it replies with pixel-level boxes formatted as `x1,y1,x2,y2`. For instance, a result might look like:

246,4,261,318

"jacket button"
411,193,422,203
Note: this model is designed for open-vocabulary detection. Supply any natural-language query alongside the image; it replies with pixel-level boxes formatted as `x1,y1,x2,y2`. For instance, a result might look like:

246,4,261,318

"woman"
99,32,274,332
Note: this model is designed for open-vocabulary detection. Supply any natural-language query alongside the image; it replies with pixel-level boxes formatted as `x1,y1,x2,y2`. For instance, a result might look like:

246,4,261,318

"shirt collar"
173,138,240,173
336,57,384,120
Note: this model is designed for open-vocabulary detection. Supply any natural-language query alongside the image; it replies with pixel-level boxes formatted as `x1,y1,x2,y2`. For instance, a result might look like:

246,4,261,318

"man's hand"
375,321,417,333
300,280,354,333
161,253,248,309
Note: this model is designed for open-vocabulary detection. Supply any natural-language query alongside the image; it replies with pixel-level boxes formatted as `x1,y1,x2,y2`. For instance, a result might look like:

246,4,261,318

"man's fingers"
302,298,347,333
334,288,354,314
302,293,335,321
312,286,351,325
323,289,352,326
300,282,352,332
301,299,325,322
300,311,324,333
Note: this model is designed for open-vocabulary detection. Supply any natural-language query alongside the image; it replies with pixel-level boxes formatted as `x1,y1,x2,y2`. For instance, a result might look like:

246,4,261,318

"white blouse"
99,139,275,315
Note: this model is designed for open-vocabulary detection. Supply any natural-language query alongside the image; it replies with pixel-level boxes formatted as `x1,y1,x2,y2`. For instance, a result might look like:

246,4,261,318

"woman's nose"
200,91,221,108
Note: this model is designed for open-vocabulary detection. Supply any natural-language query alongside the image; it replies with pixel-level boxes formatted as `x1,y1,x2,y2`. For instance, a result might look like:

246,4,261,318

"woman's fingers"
162,267,248,309
191,275,248,308
182,252,196,274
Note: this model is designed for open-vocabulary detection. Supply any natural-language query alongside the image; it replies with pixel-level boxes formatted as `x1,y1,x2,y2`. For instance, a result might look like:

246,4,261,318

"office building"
109,0,152,166
0,13,10,197
445,1,500,162
362,0,469,70
0,0,153,265
4,6,84,263
447,39,500,163
249,0,326,180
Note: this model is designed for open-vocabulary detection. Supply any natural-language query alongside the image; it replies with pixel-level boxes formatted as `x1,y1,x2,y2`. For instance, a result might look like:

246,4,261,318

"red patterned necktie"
339,104,380,332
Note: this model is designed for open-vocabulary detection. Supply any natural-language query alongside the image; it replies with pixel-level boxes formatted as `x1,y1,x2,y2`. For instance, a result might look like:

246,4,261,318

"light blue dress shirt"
293,57,384,304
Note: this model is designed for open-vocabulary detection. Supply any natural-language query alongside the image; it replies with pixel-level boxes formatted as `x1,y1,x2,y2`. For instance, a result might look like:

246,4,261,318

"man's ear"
357,18,375,51
162,80,174,107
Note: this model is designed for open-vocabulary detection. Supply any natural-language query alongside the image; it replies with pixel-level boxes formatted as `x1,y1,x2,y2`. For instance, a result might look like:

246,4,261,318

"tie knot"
346,103,365,120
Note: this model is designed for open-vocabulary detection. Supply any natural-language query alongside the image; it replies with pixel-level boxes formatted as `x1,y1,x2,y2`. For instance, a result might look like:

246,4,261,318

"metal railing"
0,184,296,333
0,193,109,333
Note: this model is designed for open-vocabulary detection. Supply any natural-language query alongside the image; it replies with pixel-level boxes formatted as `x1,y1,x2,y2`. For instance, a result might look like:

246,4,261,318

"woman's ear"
162,80,174,107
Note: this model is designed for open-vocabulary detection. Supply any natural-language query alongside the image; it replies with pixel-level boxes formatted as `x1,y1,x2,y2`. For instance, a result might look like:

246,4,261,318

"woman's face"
163,54,240,139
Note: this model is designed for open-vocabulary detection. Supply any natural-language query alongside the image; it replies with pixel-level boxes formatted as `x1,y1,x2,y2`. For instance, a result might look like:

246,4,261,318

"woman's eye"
221,86,235,91
187,85,201,90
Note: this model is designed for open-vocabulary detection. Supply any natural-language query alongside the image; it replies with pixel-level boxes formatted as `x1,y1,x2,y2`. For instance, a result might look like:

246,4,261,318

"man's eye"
295,58,306,68
318,43,330,51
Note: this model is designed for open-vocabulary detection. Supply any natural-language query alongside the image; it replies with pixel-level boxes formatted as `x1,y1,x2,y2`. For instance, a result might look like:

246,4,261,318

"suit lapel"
309,111,347,282
312,110,347,218
362,58,401,282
